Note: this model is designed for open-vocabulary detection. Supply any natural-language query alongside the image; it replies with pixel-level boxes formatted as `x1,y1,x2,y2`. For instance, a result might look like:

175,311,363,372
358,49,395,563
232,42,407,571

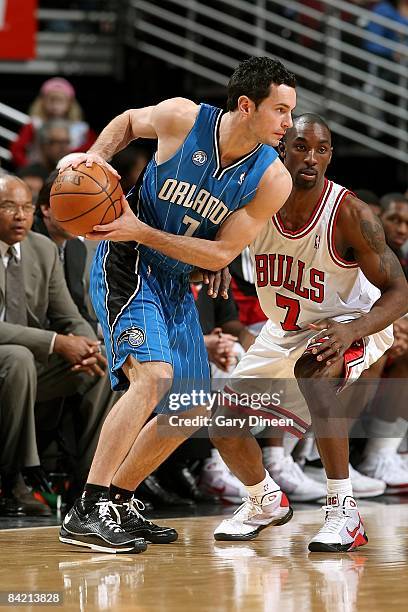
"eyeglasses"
0,204,35,216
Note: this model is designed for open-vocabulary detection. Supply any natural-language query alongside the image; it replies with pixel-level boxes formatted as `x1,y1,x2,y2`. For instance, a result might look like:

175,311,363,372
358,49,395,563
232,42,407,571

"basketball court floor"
0,499,407,611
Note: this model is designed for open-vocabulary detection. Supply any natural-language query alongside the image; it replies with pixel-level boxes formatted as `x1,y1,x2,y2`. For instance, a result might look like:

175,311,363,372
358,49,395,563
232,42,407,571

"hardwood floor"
0,503,407,611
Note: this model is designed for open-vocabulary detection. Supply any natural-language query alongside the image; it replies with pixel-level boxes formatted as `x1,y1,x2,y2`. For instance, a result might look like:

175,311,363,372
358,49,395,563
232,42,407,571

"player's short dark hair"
226,56,296,111
380,192,408,213
292,113,330,133
281,113,331,147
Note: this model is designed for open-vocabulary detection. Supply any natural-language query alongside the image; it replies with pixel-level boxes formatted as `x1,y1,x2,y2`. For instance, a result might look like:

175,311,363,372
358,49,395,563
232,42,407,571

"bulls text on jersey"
254,254,325,303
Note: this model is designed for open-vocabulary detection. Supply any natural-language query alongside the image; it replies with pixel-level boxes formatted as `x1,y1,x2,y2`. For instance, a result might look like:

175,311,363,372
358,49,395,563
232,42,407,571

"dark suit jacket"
32,216,97,330
0,231,95,364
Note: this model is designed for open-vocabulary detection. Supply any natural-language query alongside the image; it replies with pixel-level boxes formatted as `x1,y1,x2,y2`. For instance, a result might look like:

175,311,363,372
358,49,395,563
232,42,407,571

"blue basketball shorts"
90,241,210,414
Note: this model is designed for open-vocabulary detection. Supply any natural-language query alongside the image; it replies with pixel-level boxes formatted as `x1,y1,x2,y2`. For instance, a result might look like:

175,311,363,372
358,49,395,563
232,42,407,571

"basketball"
50,162,123,236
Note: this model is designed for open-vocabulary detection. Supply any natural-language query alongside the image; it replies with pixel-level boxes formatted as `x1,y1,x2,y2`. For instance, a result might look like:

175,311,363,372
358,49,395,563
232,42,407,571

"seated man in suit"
0,175,107,516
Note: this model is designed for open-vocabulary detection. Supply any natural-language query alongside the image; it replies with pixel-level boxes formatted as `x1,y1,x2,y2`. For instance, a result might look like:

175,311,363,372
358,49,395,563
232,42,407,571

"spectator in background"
0,175,108,515
32,171,97,330
10,77,95,169
17,165,49,205
36,120,72,175
358,193,408,490
354,188,382,216
379,193,408,266
111,146,150,195
365,1,408,61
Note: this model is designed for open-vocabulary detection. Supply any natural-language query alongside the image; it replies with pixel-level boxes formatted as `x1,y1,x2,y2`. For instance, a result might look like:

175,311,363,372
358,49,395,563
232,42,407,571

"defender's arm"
336,196,408,340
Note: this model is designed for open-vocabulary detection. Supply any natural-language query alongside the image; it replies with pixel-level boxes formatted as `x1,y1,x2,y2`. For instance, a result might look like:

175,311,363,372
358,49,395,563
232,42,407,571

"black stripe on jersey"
104,241,141,331
102,165,148,332
212,109,262,180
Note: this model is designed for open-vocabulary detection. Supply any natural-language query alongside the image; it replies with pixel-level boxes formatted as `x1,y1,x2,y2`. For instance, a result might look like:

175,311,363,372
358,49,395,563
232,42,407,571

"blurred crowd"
1,57,408,517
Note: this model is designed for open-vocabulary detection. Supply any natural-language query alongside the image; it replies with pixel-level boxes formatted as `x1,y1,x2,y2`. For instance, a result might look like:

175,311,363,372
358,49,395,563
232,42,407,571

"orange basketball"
50,162,123,236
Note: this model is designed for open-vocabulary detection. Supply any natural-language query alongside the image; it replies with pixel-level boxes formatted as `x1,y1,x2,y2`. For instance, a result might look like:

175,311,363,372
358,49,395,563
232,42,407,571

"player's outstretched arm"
87,160,292,271
330,197,408,341
58,98,199,172
308,197,408,370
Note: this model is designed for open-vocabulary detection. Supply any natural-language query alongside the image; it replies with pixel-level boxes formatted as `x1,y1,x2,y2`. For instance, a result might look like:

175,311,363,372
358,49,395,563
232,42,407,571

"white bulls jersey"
251,178,380,333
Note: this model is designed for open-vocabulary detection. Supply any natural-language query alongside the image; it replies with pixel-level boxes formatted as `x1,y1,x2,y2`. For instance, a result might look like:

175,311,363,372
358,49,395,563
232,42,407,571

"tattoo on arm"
359,217,404,281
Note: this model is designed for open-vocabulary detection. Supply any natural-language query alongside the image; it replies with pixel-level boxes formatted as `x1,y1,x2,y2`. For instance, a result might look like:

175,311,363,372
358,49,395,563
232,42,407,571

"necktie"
5,246,28,325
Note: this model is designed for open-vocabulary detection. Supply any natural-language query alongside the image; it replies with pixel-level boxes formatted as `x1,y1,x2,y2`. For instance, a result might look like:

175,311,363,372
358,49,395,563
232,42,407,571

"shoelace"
95,500,123,532
232,497,263,522
319,505,349,534
122,498,153,525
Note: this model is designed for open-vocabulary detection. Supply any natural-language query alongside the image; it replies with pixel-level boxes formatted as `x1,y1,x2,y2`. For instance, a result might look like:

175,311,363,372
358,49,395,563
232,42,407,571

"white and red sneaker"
308,495,368,553
214,491,293,541
200,451,247,504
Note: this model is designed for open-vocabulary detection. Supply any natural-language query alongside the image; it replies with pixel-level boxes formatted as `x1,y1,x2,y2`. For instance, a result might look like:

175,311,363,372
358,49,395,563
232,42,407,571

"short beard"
294,176,317,189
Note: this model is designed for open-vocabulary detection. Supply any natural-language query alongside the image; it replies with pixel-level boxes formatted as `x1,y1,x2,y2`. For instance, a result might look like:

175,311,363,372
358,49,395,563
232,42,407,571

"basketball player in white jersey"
211,114,408,552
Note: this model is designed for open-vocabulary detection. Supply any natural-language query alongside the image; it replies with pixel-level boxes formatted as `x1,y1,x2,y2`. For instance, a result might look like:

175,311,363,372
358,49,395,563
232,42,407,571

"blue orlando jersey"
128,103,278,275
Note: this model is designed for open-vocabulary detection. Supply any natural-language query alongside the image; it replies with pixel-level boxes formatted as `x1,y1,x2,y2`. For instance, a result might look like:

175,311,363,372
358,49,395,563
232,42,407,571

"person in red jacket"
10,77,96,169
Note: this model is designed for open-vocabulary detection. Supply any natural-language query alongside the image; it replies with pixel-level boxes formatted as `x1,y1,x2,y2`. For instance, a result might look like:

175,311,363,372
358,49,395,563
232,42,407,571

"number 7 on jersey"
276,293,301,331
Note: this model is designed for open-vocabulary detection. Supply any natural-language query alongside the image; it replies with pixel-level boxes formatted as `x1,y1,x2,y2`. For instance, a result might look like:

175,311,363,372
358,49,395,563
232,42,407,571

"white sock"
262,446,284,465
327,478,353,506
245,470,280,506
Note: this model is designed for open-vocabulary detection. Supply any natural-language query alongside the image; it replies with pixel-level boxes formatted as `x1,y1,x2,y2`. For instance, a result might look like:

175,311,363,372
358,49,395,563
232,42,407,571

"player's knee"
124,356,173,405
294,353,320,382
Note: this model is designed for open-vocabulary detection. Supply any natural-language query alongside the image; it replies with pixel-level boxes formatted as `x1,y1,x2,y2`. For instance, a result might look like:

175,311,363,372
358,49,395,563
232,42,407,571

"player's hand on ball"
308,318,358,369
201,266,231,299
87,196,146,241
58,152,120,179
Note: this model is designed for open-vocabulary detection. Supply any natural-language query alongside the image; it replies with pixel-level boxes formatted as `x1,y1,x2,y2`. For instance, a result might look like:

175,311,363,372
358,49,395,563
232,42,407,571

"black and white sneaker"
59,494,147,554
115,498,178,543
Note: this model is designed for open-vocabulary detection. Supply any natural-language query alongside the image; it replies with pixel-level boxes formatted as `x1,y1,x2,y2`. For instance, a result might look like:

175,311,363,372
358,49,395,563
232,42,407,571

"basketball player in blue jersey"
59,56,296,553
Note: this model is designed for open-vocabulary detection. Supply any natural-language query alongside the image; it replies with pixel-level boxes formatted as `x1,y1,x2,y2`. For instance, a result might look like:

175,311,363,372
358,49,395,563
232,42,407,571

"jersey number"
182,214,200,236
276,293,301,331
